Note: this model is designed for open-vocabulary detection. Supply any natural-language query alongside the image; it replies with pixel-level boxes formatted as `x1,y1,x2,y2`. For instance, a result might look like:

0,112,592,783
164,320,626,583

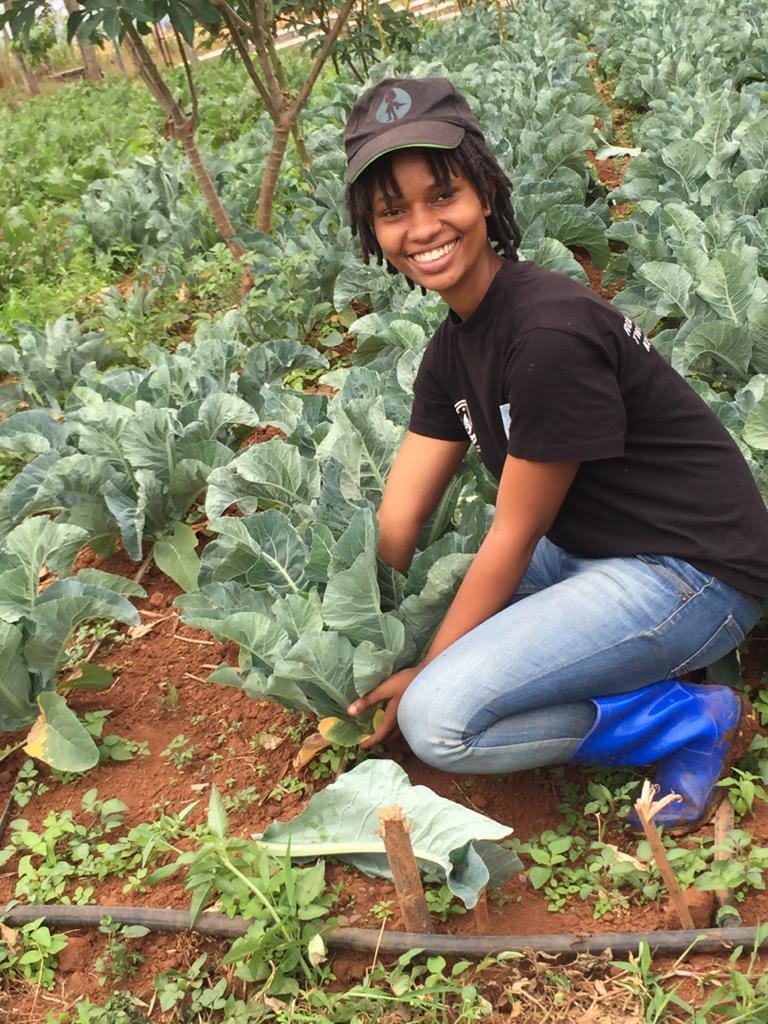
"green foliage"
253,759,521,908
0,917,67,990
95,916,148,985
148,787,337,998
0,516,143,769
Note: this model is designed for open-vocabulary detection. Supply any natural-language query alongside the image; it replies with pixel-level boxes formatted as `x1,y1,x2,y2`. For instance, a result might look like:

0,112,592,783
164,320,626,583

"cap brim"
347,122,465,182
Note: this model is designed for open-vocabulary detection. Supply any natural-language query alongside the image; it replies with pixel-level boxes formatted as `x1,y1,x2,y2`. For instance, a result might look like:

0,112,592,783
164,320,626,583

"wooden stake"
714,799,738,925
472,889,489,934
378,805,432,934
634,781,695,930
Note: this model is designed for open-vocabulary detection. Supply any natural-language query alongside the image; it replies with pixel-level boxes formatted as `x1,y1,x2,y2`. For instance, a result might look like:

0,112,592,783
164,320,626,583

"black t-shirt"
409,258,768,598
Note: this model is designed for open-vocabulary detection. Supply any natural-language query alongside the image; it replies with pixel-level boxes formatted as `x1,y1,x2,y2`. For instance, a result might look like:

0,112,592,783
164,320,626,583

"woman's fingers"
359,698,401,749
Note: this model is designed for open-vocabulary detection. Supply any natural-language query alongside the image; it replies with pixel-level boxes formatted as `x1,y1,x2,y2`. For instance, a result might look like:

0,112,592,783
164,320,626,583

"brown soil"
3,545,768,1021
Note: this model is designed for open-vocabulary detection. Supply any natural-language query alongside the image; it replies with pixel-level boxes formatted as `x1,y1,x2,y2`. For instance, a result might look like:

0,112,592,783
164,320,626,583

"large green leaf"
269,631,363,722
4,517,87,597
636,262,696,317
153,521,201,592
205,439,320,518
25,582,139,685
23,692,99,772
696,248,760,324
181,393,260,443
322,549,406,652
202,512,311,594
678,319,752,379
317,398,402,504
0,620,35,731
175,582,271,634
253,759,521,908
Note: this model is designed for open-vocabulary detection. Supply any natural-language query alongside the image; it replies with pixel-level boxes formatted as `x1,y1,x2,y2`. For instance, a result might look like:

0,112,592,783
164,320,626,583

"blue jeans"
397,538,763,773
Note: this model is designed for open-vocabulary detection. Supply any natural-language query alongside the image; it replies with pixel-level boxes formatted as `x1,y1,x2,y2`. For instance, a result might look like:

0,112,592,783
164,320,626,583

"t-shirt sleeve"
408,338,468,442
504,328,626,461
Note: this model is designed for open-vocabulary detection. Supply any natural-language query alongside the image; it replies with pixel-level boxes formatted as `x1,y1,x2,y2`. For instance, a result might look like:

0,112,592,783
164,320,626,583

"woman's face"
369,149,501,319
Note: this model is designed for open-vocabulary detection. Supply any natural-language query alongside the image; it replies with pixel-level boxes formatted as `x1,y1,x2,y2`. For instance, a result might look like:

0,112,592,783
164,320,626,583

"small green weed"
163,734,197,770
95,917,148,984
0,917,67,990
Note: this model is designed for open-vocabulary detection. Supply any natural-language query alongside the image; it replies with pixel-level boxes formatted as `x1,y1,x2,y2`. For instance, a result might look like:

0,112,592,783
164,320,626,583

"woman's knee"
397,671,467,769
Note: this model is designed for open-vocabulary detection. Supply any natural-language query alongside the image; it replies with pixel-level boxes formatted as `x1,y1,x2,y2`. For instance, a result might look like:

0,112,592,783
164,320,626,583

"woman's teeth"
410,240,458,264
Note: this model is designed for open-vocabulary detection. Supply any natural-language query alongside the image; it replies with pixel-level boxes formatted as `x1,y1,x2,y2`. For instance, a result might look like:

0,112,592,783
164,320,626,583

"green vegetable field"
2,0,768,1020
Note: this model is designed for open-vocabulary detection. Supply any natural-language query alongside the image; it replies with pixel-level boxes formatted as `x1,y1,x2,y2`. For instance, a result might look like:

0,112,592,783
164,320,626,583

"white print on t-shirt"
499,403,511,440
455,399,481,451
623,316,652,352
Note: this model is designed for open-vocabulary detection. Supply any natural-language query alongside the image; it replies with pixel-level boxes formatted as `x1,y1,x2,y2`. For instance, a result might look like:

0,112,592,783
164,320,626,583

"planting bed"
2,482,768,1022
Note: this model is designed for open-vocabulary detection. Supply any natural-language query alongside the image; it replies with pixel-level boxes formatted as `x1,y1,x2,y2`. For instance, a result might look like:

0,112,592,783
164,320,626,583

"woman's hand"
348,665,423,749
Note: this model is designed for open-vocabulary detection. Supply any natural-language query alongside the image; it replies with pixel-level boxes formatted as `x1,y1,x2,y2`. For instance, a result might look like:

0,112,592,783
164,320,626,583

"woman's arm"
377,431,470,572
422,455,579,661
350,454,579,746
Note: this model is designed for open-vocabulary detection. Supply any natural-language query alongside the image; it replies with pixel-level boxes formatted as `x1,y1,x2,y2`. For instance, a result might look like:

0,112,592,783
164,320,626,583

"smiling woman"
341,76,768,837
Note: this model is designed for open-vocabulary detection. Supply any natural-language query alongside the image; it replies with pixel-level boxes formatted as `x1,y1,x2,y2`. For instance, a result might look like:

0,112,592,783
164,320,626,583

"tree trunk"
12,44,38,94
256,110,292,233
153,23,174,67
123,20,245,263
62,0,102,82
112,38,126,74
181,37,198,64
255,0,356,232
2,5,39,94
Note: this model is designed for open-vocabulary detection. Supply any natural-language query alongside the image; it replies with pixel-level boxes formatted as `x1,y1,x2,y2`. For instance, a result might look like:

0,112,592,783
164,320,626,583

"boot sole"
628,693,765,838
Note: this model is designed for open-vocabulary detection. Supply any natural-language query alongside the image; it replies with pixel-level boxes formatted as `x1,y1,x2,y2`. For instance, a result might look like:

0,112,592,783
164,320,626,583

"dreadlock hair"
346,134,522,287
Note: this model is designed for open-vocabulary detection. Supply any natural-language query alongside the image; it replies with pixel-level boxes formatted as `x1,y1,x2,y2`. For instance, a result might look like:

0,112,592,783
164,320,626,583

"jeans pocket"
669,615,746,676
636,554,699,602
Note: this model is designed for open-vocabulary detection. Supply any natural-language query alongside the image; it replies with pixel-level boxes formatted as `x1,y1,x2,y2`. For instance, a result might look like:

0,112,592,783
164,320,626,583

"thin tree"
121,18,246,263
208,0,356,231
61,0,102,82
2,1,38,93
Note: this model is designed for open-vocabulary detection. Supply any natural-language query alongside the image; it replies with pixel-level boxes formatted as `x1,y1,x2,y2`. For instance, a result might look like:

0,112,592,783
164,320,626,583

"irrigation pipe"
1,904,766,960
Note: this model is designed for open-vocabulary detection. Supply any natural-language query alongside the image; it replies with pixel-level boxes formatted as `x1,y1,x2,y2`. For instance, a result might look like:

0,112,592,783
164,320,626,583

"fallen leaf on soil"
307,933,326,966
0,924,18,947
128,621,162,639
603,844,648,871
259,733,285,751
293,731,331,769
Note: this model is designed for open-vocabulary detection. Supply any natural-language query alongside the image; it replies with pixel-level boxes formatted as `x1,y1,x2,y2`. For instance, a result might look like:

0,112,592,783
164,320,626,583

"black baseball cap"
344,77,484,183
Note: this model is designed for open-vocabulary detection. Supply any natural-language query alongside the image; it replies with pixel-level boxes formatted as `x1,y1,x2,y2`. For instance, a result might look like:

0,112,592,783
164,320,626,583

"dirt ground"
2,542,768,1019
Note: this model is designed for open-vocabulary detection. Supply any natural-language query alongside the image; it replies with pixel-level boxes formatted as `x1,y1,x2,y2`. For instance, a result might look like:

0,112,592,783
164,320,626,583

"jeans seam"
528,576,715,686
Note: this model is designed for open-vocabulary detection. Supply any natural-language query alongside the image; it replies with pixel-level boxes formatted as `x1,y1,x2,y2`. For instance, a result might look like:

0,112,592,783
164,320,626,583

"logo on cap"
375,87,412,124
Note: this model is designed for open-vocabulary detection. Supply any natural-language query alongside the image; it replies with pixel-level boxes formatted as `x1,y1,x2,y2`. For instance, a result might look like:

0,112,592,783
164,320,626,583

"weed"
268,775,308,803
82,788,129,831
158,679,181,713
95,917,148,984
0,917,67,990
10,759,49,808
424,881,468,922
717,767,768,817
163,734,197,770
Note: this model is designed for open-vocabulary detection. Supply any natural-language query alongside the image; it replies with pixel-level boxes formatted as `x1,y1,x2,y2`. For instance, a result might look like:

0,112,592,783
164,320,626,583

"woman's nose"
407,204,442,243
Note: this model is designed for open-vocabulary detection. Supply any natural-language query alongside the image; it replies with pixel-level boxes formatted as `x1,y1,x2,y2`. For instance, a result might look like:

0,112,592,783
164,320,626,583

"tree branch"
290,0,355,119
171,24,199,130
217,2,274,117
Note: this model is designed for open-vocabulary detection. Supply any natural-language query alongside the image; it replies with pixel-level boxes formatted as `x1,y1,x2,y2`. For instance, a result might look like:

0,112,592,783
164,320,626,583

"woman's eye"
434,190,456,203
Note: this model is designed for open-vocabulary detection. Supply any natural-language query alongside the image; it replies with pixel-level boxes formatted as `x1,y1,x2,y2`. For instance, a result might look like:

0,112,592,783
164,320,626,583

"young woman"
342,76,768,834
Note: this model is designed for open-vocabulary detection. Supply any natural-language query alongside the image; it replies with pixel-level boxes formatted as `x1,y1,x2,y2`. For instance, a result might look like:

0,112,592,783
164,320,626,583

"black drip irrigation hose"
1,903,765,960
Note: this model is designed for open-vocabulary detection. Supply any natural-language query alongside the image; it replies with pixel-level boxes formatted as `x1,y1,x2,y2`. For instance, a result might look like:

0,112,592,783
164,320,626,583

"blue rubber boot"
570,682,751,835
